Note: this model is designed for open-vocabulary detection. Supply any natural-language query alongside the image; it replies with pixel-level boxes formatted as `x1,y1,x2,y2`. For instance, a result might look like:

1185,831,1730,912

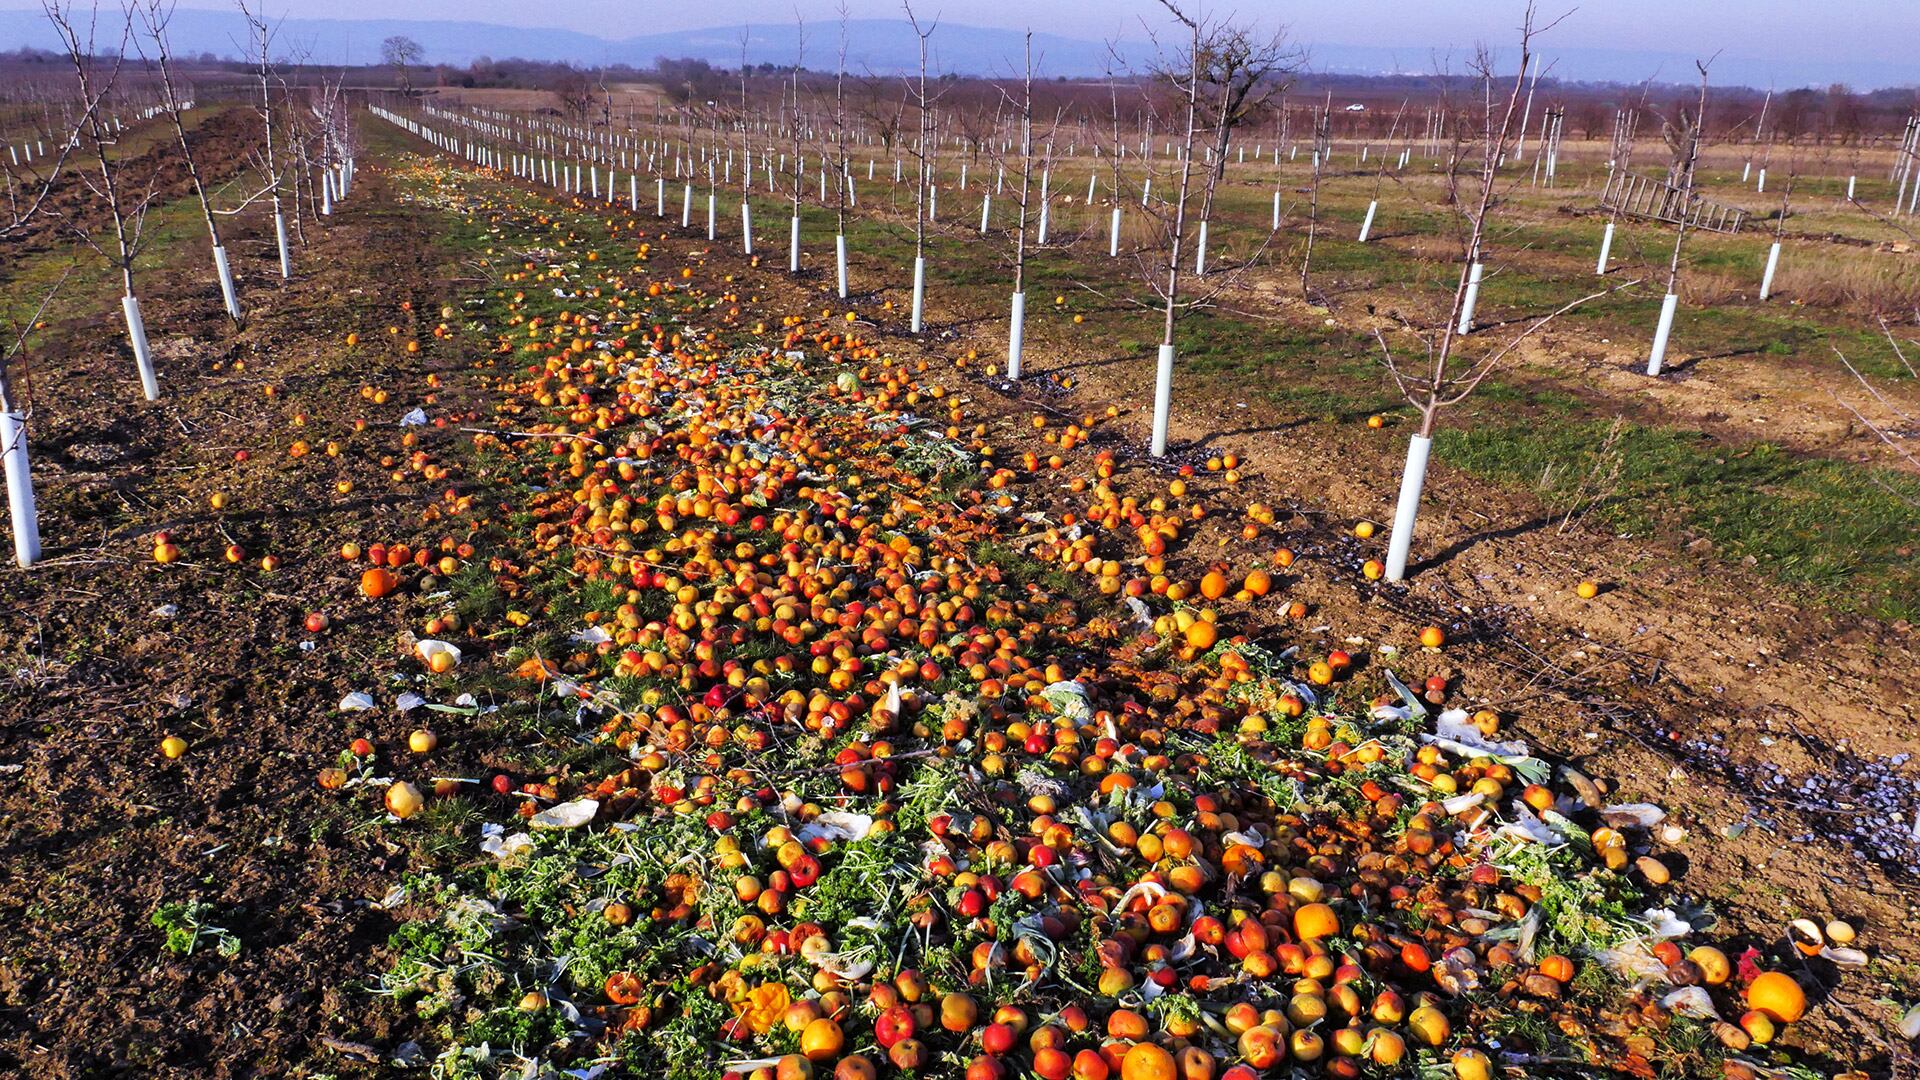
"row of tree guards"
382,2,1871,583
10,2,1908,582
2,0,360,570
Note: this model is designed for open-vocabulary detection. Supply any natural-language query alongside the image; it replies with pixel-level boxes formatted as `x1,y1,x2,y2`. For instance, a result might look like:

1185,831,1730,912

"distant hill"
0,10,1911,91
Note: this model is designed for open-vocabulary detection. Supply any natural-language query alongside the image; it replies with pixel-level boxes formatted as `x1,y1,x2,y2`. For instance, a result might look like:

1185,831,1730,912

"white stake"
1007,290,1026,379
123,294,158,401
1383,434,1432,582
1646,292,1680,375
1,406,40,567
1150,344,1174,457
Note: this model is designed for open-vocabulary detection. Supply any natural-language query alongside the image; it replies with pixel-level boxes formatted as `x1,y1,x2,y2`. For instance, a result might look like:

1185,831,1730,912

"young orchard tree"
1760,161,1797,301
830,7,852,297
736,27,754,255
1134,0,1291,456
901,3,941,334
0,275,66,568
1187,18,1298,279
138,0,271,326
1595,91,1646,275
1298,93,1330,300
786,16,806,274
991,31,1054,379
1357,101,1410,244
1374,3,1624,581
1645,57,1715,376
45,1,162,400
238,0,294,277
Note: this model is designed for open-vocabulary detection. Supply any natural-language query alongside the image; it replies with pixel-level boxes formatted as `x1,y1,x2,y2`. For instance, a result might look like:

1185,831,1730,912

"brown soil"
0,122,477,1078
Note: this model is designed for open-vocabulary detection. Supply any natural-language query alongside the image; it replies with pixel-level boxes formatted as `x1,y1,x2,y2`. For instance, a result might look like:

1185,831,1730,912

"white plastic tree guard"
2,407,40,567
740,200,753,255
1109,208,1122,257
1194,220,1209,275
274,209,292,278
1358,200,1378,243
1007,291,1026,380
1384,434,1432,582
123,295,159,401
1596,222,1615,275
213,245,242,322
836,234,849,299
1760,241,1782,300
789,215,801,273
1646,292,1680,375
910,257,927,334
1456,263,1484,334
1150,345,1175,458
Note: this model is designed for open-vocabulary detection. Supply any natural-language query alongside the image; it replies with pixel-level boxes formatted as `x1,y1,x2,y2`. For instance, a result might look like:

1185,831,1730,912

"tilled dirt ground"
0,113,1915,1079
0,121,486,1077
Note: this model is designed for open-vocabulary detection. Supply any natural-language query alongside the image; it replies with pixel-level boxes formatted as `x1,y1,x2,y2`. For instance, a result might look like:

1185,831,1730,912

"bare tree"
137,0,245,325
787,15,806,273
1373,3,1623,580
44,1,162,400
1135,0,1290,456
997,31,1041,379
1187,17,1299,278
1,274,66,567
1646,56,1715,376
381,35,423,95
902,2,939,334
237,0,293,277
831,5,852,297
1298,93,1330,300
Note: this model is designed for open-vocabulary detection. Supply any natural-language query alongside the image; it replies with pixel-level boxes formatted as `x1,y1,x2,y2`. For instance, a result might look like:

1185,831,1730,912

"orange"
1745,971,1806,1023
1120,1043,1176,1080
1292,902,1340,940
1183,620,1217,650
800,1017,846,1060
360,567,399,598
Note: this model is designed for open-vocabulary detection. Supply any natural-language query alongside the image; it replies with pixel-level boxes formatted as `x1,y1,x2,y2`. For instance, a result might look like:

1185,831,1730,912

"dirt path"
0,124,469,1078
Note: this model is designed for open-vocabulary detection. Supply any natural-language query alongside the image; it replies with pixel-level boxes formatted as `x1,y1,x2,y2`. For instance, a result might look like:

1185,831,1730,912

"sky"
2,0,1914,87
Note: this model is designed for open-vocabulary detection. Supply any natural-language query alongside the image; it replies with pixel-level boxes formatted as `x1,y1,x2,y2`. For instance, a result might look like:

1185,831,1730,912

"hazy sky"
3,0,1915,79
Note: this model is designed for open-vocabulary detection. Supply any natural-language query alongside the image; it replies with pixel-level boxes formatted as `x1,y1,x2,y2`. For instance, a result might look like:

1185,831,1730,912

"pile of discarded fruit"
307,158,1883,1080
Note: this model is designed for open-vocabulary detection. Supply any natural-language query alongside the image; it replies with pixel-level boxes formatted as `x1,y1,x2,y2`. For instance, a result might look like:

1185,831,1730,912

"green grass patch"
1437,419,1920,620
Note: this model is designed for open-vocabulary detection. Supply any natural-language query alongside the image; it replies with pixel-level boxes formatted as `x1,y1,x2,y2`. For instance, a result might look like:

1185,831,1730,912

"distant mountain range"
0,10,1911,91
